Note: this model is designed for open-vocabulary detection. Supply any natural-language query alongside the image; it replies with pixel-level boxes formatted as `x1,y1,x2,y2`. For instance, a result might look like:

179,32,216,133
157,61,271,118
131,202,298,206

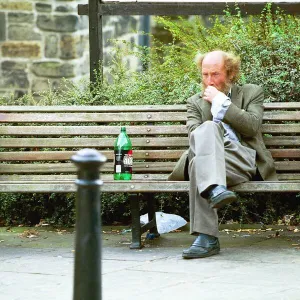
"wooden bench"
0,103,300,248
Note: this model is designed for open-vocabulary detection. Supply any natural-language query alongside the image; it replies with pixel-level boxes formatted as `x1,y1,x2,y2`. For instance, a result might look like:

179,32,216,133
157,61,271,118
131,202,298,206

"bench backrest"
0,103,299,182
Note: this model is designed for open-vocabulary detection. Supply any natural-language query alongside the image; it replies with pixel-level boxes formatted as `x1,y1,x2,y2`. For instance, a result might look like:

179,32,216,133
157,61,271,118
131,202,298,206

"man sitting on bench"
171,50,277,259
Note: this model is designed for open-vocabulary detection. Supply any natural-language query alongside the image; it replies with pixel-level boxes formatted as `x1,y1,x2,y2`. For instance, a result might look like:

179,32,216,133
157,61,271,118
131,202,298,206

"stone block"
1,69,29,89
0,90,13,100
31,61,76,78
8,25,42,41
36,3,52,13
31,78,61,93
78,54,89,75
2,60,27,71
115,22,127,38
0,1,32,11
0,89,25,100
83,34,89,52
103,30,113,47
60,34,84,59
14,90,26,99
37,15,79,32
115,16,130,36
45,34,58,58
8,12,34,24
103,51,113,66
0,12,5,41
79,15,88,30
115,16,139,37
102,16,109,27
130,16,138,31
1,42,41,58
55,4,76,13
104,70,113,84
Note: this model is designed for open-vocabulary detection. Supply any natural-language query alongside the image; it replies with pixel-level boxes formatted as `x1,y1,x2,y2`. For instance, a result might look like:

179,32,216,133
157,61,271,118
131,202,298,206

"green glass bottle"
114,126,133,180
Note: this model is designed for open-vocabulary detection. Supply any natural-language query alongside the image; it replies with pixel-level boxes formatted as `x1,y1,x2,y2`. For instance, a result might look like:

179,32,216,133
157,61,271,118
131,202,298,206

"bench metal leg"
145,193,160,238
129,193,160,249
129,193,142,249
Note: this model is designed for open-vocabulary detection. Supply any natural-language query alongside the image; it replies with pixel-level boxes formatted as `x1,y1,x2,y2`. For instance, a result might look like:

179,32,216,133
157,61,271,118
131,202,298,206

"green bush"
0,193,75,227
0,3,299,226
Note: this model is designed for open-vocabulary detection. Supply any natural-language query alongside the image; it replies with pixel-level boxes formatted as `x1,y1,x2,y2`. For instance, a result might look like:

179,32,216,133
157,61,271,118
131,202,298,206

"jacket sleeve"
223,85,264,137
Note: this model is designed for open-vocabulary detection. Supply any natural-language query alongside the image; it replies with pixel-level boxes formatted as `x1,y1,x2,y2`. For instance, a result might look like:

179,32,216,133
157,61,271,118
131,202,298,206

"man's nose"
207,76,214,85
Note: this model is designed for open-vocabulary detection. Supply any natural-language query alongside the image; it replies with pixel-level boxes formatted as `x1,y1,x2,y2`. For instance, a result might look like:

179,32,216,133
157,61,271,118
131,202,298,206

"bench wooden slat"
277,174,300,181
0,105,187,113
0,148,299,161
1,136,299,148
0,174,167,181
264,136,300,146
275,161,300,171
263,102,300,109
0,150,185,161
270,149,300,158
0,125,188,136
261,124,300,134
0,137,189,148
0,162,175,173
0,173,299,182
0,112,187,123
1,160,300,174
231,181,300,192
263,111,300,121
1,124,299,136
0,181,299,193
1,111,299,123
0,103,299,113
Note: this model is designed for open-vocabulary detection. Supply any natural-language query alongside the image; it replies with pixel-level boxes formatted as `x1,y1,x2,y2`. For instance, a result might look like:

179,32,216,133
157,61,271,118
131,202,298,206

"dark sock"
201,184,218,198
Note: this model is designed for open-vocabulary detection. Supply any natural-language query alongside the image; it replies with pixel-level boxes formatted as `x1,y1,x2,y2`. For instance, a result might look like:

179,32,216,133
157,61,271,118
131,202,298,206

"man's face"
201,55,229,93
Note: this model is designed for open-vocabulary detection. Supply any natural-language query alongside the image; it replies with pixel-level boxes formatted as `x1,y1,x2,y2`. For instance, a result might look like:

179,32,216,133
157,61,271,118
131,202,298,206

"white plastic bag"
140,211,187,234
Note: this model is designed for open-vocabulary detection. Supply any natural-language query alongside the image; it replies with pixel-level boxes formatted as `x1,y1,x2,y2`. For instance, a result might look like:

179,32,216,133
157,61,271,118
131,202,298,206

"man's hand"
203,86,223,103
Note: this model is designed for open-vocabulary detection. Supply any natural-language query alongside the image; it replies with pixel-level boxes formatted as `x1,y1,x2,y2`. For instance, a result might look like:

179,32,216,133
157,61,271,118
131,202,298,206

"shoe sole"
210,192,237,209
182,248,220,259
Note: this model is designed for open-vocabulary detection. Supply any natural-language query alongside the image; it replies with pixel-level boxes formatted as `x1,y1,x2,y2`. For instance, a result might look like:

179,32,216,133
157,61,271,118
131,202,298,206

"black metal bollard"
71,148,107,300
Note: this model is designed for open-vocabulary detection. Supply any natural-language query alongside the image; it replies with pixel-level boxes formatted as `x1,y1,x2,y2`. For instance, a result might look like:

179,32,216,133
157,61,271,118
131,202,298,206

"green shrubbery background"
0,4,299,227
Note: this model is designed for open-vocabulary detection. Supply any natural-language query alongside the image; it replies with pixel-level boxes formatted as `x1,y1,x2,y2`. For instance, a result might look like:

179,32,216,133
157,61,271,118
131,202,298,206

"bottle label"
114,150,133,174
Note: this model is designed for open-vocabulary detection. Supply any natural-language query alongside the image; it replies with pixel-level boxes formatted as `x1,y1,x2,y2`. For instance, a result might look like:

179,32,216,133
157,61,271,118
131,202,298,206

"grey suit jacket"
168,84,277,181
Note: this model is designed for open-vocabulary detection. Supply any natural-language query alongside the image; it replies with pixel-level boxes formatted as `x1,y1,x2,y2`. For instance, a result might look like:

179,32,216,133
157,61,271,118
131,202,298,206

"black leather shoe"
207,185,237,209
182,233,220,259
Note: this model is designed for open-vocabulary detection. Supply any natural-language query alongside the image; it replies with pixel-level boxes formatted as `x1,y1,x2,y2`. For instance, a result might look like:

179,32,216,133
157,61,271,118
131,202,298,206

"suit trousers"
188,121,257,237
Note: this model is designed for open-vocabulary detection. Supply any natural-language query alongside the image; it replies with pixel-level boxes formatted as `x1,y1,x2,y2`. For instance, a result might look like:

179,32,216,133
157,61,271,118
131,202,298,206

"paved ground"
0,224,300,300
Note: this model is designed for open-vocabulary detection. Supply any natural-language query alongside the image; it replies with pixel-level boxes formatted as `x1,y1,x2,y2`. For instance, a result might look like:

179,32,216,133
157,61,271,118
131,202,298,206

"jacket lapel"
231,85,243,109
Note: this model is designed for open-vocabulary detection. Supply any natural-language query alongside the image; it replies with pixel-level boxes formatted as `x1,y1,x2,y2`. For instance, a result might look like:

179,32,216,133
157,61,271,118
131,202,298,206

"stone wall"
102,15,142,80
0,0,142,99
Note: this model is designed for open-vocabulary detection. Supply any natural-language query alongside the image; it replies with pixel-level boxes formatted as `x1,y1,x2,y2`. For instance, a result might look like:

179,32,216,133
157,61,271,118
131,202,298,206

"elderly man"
169,50,277,259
